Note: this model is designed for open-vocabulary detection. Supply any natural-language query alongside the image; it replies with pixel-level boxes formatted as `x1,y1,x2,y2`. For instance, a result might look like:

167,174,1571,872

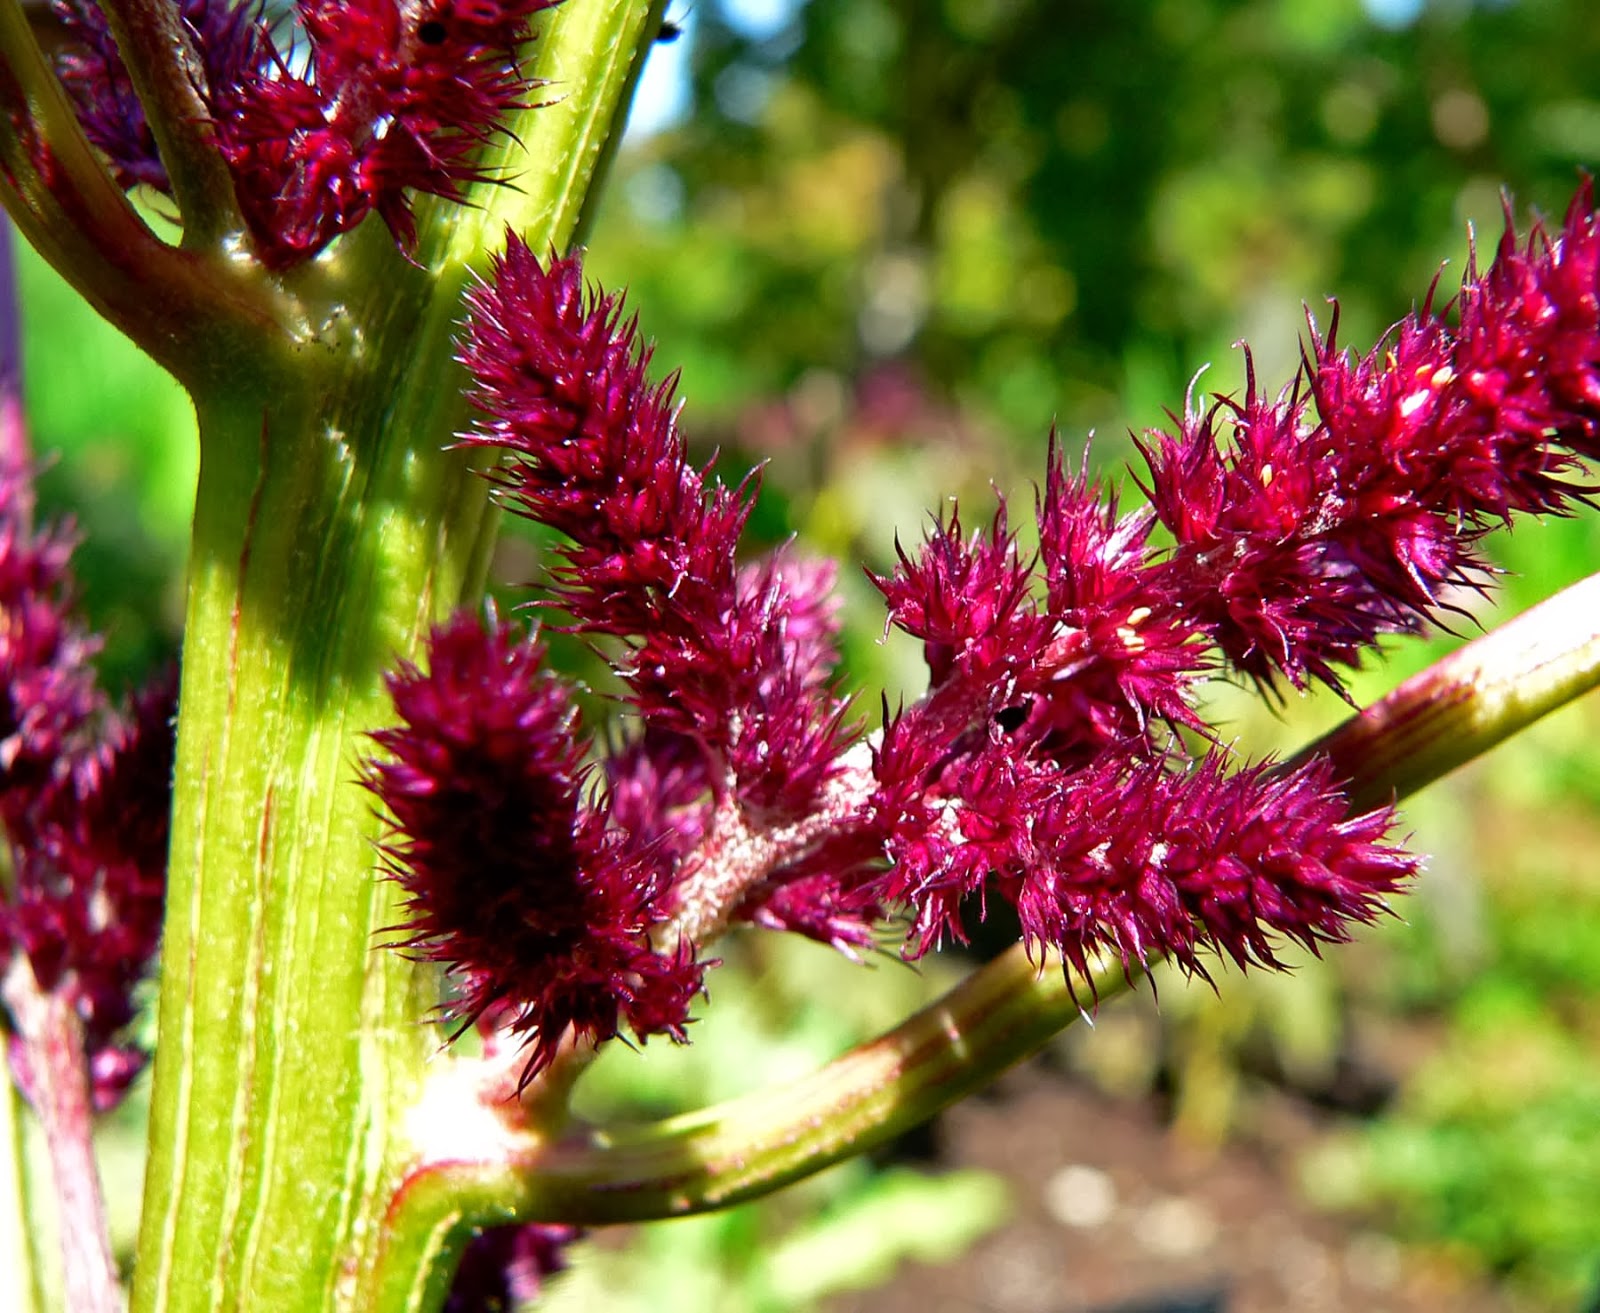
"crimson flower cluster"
0,460,176,1111
52,0,560,265
368,184,1600,1087
1144,189,1600,695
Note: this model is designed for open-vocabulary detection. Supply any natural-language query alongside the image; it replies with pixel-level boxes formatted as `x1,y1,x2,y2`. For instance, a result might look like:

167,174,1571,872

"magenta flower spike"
48,0,563,266
0,457,176,1111
367,611,704,1080
369,185,1600,1088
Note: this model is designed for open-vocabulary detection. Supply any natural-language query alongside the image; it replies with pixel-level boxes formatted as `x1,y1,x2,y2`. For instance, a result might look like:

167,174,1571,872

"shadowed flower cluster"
368,184,1600,1086
51,0,561,265
368,614,702,1078
0,460,176,1110
444,1221,580,1313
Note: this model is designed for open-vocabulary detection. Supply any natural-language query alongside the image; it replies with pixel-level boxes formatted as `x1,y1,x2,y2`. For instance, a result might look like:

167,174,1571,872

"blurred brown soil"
821,1063,1513,1313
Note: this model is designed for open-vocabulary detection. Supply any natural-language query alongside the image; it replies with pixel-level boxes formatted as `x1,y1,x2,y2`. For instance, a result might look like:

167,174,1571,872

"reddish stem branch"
94,0,243,243
1,957,119,1313
0,0,287,379
1291,572,1600,811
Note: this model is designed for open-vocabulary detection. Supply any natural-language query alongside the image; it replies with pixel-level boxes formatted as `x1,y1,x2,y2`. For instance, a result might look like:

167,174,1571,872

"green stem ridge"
374,567,1600,1257
0,1051,42,1313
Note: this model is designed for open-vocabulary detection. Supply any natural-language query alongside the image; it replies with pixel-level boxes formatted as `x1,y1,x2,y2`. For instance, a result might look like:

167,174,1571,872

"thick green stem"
131,353,479,1313
128,6,667,1311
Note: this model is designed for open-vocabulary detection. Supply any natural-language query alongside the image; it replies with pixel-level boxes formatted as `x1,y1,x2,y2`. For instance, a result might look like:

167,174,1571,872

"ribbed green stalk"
131,332,485,1313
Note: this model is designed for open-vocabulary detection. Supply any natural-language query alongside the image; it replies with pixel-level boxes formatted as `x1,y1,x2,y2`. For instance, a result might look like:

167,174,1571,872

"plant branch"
94,0,244,246
0,0,283,378
369,944,1128,1311
1290,572,1600,811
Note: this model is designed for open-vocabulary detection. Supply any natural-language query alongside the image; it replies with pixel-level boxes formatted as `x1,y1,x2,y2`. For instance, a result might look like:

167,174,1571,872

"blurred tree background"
17,0,1600,1307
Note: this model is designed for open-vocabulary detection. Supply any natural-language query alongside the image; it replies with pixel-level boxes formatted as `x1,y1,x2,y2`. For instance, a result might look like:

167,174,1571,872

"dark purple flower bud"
0,474,101,816
1312,183,1600,527
214,0,563,264
603,728,712,862
1139,365,1438,694
870,717,1039,956
708,551,853,817
459,239,746,629
5,675,178,1110
737,552,842,695
51,0,561,266
737,862,882,954
1010,754,1414,984
1028,445,1209,757
50,0,266,192
872,709,1415,980
445,1221,580,1313
1142,184,1600,697
877,452,1209,764
1462,180,1600,466
366,611,704,1081
872,503,1038,696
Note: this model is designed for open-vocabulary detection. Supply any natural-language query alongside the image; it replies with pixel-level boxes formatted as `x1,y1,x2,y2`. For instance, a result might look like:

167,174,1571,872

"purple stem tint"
0,212,25,472
0,957,118,1313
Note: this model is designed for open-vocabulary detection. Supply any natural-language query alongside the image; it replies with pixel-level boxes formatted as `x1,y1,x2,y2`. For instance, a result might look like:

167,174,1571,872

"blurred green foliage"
597,0,1600,450
17,239,192,691
1301,711,1600,1304
15,0,1600,1304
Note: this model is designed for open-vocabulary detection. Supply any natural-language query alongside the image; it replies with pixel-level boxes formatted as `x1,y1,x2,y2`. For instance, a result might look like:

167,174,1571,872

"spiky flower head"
371,182,1600,1083
366,612,704,1080
51,0,562,265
